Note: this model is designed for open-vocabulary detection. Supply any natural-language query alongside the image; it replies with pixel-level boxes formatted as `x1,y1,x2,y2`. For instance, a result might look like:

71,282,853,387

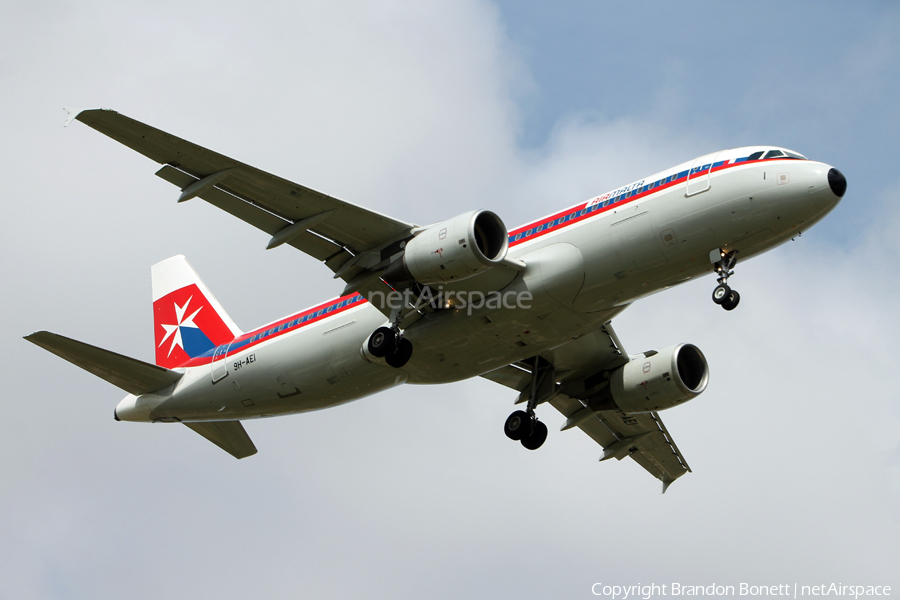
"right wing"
73,108,415,302
481,323,691,493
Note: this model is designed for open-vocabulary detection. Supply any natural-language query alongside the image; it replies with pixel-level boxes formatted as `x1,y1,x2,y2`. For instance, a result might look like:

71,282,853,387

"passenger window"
764,150,784,159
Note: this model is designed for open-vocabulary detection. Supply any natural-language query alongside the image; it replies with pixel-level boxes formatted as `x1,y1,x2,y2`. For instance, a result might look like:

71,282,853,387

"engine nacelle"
383,210,509,285
603,344,709,414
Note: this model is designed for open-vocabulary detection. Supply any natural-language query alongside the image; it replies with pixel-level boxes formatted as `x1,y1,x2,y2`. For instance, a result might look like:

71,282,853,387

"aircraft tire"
521,420,548,450
722,290,741,311
385,338,413,368
712,284,731,305
368,327,397,358
504,410,532,441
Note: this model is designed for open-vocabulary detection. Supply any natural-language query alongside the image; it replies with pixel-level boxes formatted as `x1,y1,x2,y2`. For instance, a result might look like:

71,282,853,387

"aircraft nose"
828,168,847,198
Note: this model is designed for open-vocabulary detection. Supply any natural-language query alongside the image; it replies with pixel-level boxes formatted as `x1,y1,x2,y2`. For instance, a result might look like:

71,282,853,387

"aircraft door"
211,342,231,383
685,152,720,196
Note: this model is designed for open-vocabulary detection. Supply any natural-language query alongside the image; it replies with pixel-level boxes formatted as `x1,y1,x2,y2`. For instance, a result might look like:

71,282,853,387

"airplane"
25,108,847,492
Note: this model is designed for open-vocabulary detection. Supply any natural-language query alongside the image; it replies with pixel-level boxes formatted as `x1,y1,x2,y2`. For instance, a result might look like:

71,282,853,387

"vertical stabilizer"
151,255,242,368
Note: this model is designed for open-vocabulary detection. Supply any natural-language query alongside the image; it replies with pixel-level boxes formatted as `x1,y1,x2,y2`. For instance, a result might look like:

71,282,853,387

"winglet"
661,477,675,494
63,107,82,127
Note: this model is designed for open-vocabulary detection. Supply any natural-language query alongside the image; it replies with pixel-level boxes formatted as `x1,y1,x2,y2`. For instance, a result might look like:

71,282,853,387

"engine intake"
587,344,709,414
383,210,509,285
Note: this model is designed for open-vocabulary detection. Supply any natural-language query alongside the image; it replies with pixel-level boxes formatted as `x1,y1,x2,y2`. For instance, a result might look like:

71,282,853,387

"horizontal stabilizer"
184,421,258,459
24,331,182,396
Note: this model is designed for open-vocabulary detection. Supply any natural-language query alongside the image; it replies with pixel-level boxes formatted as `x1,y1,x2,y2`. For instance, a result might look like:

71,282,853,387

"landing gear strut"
367,326,413,368
503,356,555,451
710,249,740,311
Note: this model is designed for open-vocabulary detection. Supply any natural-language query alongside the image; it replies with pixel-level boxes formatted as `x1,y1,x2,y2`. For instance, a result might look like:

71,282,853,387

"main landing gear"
503,356,555,450
504,410,548,450
710,249,741,311
367,326,413,368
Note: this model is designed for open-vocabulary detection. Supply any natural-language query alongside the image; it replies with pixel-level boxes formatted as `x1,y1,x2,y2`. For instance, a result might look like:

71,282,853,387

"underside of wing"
481,321,692,493
550,394,690,492
74,109,416,290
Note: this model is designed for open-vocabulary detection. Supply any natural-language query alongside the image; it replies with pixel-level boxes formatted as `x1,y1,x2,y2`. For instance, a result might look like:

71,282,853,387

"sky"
2,1,899,598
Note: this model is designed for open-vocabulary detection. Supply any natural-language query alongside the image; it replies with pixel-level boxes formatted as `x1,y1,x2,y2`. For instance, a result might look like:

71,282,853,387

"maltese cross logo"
158,296,203,358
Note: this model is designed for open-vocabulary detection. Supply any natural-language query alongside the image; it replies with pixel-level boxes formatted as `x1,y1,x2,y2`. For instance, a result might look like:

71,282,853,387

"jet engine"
383,210,509,285
587,344,709,414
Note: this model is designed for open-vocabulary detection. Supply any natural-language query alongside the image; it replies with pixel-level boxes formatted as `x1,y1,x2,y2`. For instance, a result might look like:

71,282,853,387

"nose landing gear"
710,249,740,311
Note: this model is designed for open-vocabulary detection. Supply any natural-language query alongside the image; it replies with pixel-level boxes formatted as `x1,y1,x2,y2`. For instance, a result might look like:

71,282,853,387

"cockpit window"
764,150,785,159
747,151,764,161
784,151,807,160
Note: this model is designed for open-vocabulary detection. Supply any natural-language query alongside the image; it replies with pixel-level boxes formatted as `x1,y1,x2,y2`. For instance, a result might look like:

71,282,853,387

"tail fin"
152,255,242,368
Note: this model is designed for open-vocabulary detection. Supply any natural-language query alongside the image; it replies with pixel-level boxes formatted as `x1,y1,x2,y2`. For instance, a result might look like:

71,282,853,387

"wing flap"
75,109,415,272
548,393,689,489
481,322,692,491
25,331,182,396
155,165,345,261
184,421,258,459
481,364,533,392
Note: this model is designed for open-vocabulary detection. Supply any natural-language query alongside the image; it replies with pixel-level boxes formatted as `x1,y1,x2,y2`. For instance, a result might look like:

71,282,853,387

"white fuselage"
116,147,843,423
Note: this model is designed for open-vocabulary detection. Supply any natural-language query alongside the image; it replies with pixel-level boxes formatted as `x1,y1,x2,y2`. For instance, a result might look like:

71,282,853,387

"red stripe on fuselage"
507,157,797,248
179,156,800,369
180,293,366,368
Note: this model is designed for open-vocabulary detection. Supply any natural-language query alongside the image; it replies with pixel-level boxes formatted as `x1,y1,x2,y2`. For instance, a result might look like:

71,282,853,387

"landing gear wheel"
521,420,548,450
722,290,741,311
504,410,533,441
385,338,413,368
712,284,731,305
367,327,397,358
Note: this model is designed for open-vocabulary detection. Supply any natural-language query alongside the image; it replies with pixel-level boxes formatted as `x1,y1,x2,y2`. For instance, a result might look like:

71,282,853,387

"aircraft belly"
402,248,598,384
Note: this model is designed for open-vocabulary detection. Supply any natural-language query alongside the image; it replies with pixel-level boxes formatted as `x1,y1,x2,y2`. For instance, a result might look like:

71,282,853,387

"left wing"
72,108,414,304
482,323,691,493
